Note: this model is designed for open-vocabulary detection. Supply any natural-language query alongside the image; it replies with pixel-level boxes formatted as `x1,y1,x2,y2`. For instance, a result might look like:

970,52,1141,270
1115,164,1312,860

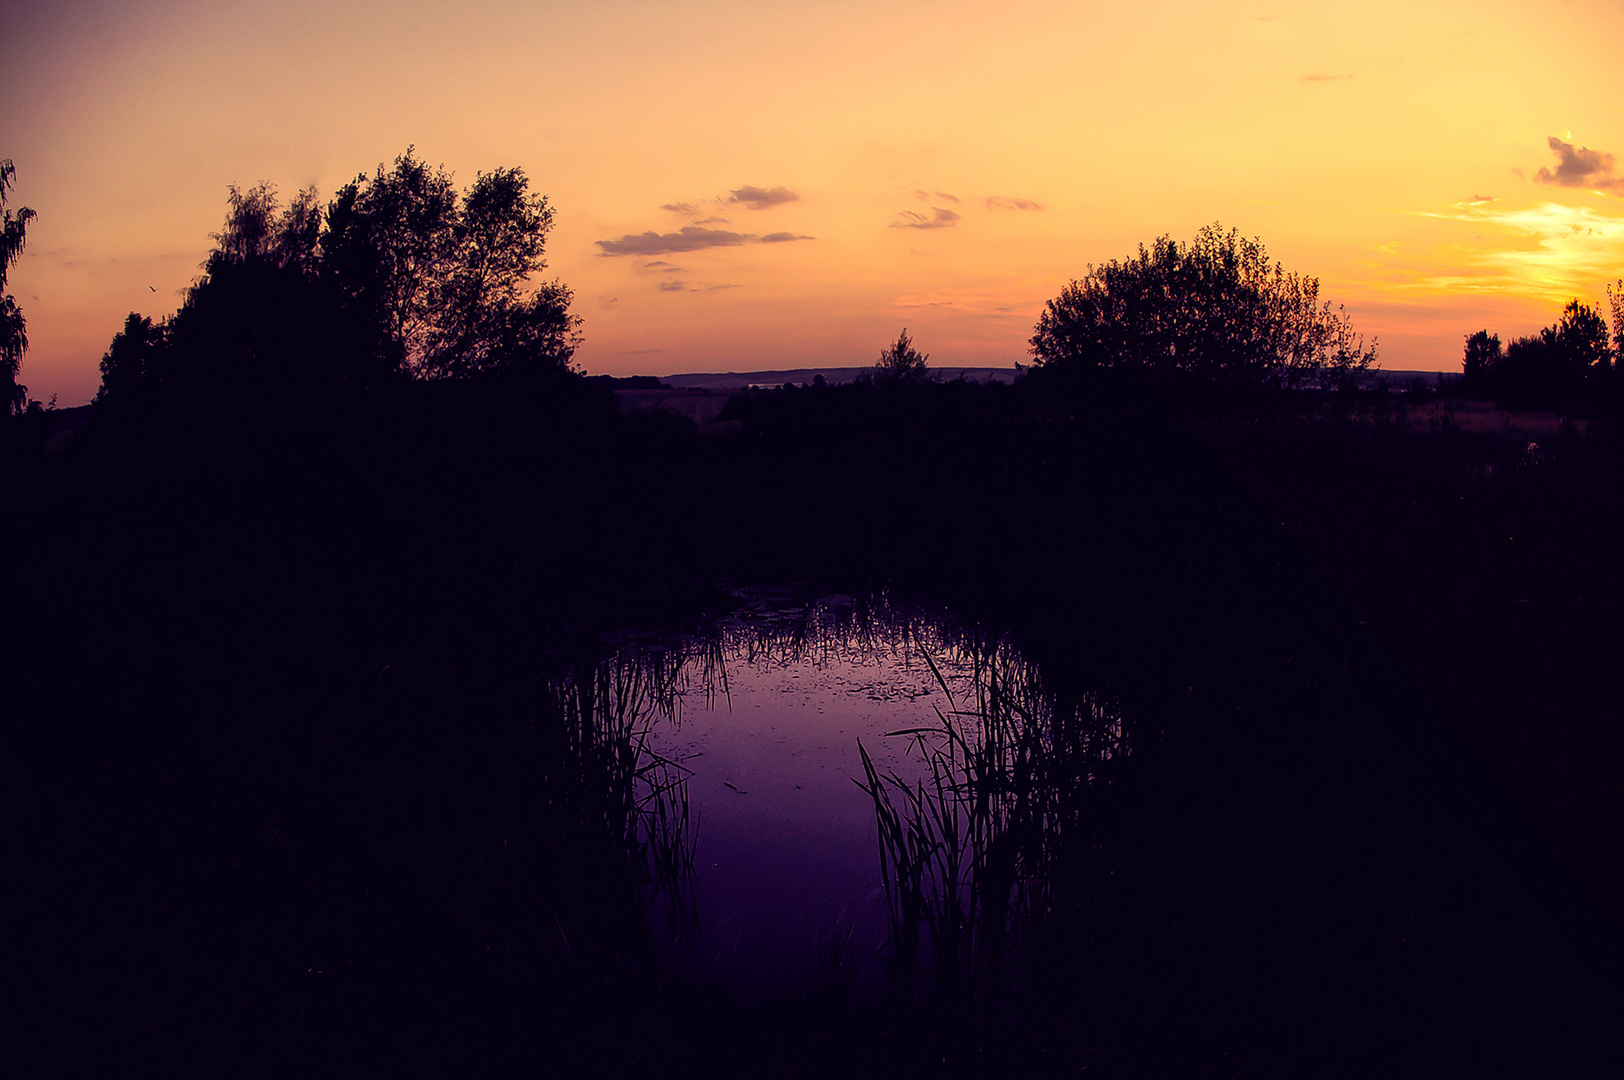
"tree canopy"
97,149,581,408
870,328,936,387
1460,297,1614,407
1609,280,1624,368
2,159,36,416
1028,224,1376,391
321,150,577,380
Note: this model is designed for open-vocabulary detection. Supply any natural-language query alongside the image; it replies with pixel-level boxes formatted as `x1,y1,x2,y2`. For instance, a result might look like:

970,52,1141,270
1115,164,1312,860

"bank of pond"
7,374,1621,1076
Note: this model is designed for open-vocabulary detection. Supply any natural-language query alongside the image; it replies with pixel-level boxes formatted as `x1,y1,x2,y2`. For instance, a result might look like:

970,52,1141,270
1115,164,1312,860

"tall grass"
856,633,1130,1008
540,645,704,968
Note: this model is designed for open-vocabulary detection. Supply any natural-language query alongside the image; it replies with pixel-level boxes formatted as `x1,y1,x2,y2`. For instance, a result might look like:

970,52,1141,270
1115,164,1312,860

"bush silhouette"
869,327,937,387
1028,223,1375,392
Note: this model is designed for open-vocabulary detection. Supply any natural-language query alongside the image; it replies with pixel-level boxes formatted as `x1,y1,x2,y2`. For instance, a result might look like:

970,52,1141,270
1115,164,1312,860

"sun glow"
3,0,1623,401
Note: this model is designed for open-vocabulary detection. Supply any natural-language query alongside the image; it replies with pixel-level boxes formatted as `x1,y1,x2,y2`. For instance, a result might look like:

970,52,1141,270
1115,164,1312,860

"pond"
595,585,1132,994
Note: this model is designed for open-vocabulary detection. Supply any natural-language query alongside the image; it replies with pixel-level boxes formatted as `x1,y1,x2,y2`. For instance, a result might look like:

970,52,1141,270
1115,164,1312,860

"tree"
1607,280,1623,371
322,149,579,379
96,313,164,406
1028,223,1376,391
1462,330,1503,392
1,158,36,416
871,328,936,387
95,150,582,407
1490,299,1611,406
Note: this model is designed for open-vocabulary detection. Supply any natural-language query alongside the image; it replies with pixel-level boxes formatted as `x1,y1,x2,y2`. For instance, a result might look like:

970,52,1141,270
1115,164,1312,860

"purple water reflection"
643,592,983,986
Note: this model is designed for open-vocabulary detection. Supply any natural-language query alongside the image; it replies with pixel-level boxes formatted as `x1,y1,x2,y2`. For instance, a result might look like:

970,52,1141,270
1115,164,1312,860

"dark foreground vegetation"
7,367,1624,1078
5,177,1623,1075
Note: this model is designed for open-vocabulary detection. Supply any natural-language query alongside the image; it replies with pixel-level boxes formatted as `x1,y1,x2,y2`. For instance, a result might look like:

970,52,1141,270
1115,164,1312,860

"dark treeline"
6,196,1623,1077
1458,286,1624,408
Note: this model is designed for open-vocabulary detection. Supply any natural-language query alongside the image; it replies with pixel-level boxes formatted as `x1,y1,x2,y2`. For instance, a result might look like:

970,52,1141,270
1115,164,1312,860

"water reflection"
585,587,1129,994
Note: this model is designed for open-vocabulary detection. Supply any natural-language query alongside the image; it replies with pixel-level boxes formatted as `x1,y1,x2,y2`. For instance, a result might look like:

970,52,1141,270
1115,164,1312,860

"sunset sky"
3,0,1622,405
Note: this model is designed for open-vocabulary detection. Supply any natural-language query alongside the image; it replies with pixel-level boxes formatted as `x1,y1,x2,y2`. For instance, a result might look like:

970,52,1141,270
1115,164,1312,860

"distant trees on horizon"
1459,287,1622,408
96,148,581,409
864,328,938,388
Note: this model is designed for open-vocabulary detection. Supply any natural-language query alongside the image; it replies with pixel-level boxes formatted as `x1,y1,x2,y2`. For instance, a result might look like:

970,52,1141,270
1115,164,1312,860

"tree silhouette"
872,328,936,387
323,149,580,379
95,150,582,407
1489,300,1611,407
1462,330,1503,393
1,159,36,416
1607,280,1623,371
96,313,164,406
1029,224,1375,391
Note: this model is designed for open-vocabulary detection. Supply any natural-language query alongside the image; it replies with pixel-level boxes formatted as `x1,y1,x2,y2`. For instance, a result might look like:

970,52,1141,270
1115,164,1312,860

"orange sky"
3,0,1622,405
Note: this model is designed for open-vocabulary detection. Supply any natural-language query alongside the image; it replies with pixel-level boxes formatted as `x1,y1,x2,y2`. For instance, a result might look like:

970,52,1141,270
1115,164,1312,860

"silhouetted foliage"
1,158,36,416
1029,223,1376,392
94,149,581,410
322,149,579,379
95,313,164,406
1464,298,1611,407
869,327,937,387
1608,279,1624,369
1461,329,1503,394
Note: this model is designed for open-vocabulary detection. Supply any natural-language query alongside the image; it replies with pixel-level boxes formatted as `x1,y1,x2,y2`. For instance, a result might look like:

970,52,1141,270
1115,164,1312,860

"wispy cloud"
597,226,814,256
1536,136,1624,190
658,280,686,292
660,202,697,214
913,189,960,203
892,207,961,230
985,196,1044,211
729,185,799,209
1405,199,1624,300
597,227,752,256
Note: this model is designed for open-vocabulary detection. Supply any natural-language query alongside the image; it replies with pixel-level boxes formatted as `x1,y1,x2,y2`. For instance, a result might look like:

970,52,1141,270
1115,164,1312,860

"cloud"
1301,73,1352,83
985,196,1044,211
597,224,816,256
913,189,960,203
661,202,697,214
641,260,682,272
1536,137,1623,190
892,207,961,230
693,216,730,225
658,280,687,292
1407,199,1624,301
596,226,752,256
729,185,799,209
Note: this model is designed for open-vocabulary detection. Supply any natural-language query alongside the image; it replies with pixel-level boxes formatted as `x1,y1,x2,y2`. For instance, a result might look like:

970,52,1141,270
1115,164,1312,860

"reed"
541,645,703,966
856,632,1130,1008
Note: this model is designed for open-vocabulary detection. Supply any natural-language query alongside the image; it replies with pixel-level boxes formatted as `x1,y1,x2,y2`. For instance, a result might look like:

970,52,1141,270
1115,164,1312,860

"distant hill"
657,367,1022,391
649,366,1451,393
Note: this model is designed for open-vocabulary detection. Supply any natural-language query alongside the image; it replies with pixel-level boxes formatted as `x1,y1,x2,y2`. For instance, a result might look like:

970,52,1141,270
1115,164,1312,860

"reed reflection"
857,637,1128,1004
594,588,1131,995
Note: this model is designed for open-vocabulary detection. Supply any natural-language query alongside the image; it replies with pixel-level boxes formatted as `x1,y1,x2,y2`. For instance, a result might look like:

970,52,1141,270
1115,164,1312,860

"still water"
607,586,1129,989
